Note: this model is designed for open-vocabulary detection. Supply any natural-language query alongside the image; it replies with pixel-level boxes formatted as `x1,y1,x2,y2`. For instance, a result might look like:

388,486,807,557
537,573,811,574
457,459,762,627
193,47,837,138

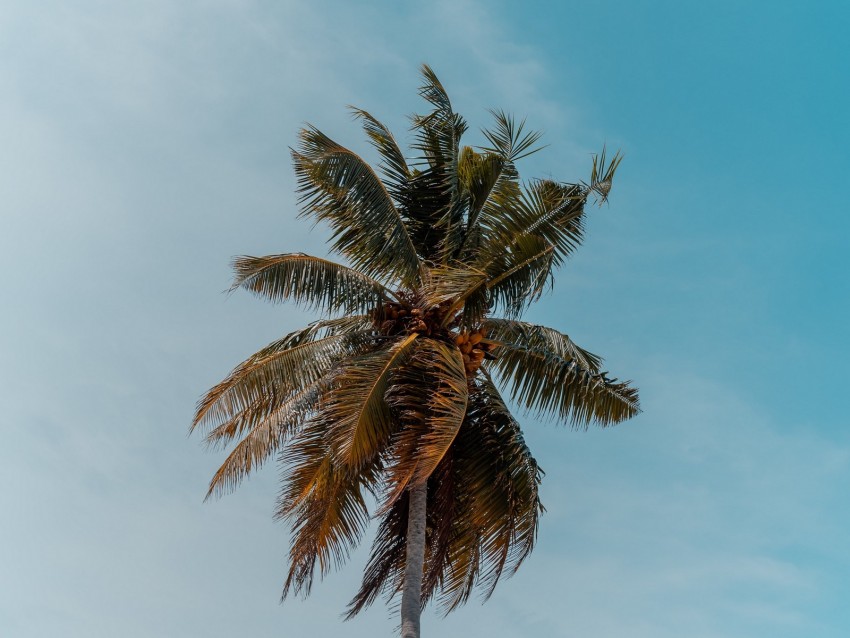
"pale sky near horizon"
2,1,849,636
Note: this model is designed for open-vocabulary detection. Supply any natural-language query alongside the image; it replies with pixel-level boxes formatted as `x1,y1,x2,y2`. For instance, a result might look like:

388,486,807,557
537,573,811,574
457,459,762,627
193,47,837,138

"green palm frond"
458,148,522,260
442,179,587,318
482,234,554,316
230,253,395,314
587,145,623,204
482,318,602,371
293,126,422,286
325,334,420,470
394,165,450,259
349,107,410,199
416,64,454,116
485,325,640,426
457,110,543,259
444,233,556,320
457,147,505,219
480,109,545,163
512,180,586,261
475,182,587,312
411,65,468,261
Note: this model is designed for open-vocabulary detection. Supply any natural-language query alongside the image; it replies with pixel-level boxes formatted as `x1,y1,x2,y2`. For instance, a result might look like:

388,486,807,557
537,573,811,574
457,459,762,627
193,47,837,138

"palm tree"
191,65,639,638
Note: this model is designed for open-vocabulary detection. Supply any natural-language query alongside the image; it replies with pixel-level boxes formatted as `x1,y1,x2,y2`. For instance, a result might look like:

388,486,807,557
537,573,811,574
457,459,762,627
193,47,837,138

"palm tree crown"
192,64,639,622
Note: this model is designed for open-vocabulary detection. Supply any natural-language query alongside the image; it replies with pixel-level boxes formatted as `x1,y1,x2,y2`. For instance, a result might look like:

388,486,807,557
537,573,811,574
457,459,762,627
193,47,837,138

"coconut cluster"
370,301,495,378
370,300,455,338
454,328,495,377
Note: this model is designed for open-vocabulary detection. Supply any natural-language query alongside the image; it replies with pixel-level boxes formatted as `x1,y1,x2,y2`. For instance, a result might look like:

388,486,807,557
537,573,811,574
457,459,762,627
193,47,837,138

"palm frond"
411,64,468,261
513,180,586,260
345,489,410,619
417,64,454,115
439,178,588,319
482,318,601,371
349,107,410,200
230,253,395,314
325,334,420,470
421,265,488,310
293,126,422,286
432,376,542,613
204,377,328,500
277,417,381,599
458,147,522,260
483,234,554,316
480,179,585,284
348,377,542,617
480,110,545,163
382,339,468,501
485,325,640,427
442,233,556,321
192,317,372,437
473,179,584,316
395,166,451,259
587,145,623,204
457,147,505,218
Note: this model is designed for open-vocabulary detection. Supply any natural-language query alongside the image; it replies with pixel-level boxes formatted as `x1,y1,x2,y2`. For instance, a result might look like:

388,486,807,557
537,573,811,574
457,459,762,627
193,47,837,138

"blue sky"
2,1,848,636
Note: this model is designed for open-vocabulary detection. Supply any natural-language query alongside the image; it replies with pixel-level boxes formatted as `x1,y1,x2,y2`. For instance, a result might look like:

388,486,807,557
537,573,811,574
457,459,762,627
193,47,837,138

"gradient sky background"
2,1,849,636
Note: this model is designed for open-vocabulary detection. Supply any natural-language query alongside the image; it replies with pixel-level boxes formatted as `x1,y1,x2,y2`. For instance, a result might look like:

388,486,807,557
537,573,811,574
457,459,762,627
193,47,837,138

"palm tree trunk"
400,481,427,638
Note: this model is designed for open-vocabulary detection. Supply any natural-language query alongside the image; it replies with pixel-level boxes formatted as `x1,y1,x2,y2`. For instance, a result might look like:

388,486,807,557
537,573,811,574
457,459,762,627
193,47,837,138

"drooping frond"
347,377,542,617
325,334,420,470
293,126,422,286
192,317,372,437
484,323,640,426
482,318,602,371
382,339,468,501
204,377,328,500
430,376,542,613
277,417,382,599
230,253,394,314
345,486,410,619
